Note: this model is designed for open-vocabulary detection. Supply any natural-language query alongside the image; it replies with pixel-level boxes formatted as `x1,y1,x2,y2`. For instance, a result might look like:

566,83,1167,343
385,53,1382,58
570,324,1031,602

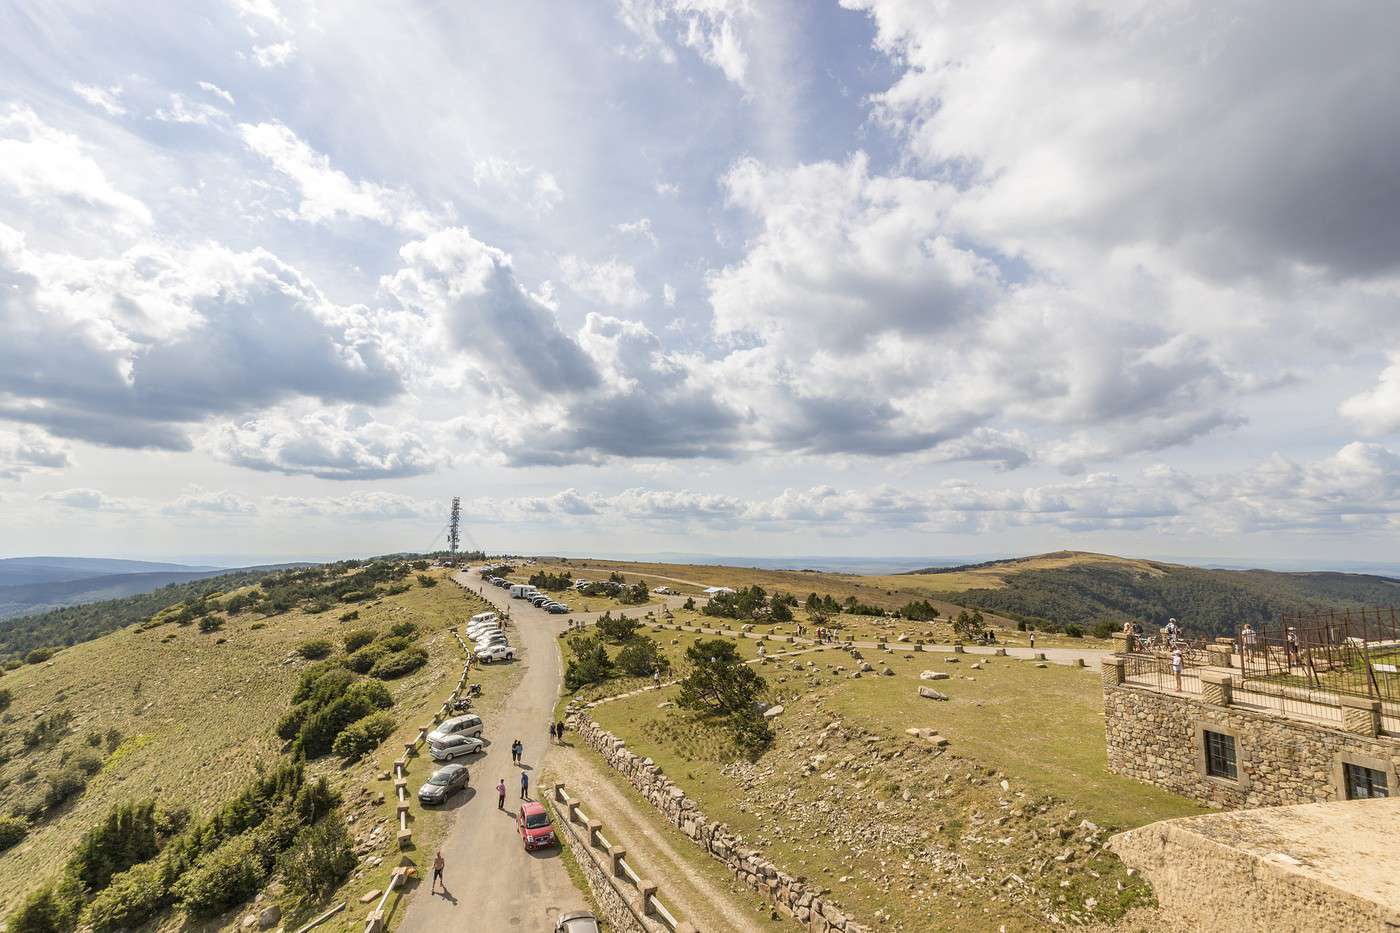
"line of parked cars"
487,581,572,614
417,710,485,804
467,610,515,662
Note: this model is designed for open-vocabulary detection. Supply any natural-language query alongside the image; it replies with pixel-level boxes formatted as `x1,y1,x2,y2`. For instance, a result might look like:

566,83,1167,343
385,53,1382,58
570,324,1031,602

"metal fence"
1237,607,1400,704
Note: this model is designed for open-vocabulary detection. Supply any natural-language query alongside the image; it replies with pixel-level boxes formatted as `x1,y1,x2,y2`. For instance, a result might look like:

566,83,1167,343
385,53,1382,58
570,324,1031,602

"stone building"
1101,653,1398,808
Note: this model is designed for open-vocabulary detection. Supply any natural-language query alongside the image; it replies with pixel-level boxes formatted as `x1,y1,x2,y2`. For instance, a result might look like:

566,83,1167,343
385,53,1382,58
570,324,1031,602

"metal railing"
1238,608,1400,703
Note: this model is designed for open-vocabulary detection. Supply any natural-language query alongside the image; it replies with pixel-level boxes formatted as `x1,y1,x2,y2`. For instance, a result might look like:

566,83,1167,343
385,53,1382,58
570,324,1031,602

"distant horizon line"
3,549,1400,578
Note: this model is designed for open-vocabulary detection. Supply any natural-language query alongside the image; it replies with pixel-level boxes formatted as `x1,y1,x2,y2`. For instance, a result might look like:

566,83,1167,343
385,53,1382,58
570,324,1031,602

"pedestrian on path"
511,738,521,764
556,719,565,744
431,850,446,894
520,770,530,800
548,722,556,743
497,779,506,809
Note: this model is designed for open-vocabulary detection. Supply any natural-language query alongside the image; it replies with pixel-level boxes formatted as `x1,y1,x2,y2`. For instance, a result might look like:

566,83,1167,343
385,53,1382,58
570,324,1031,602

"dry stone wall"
568,704,871,933
553,808,659,933
1103,681,1400,808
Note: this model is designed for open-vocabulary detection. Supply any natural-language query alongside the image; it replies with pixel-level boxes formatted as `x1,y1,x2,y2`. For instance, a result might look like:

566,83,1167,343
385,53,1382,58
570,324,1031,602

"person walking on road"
431,850,446,894
548,722,556,743
496,778,506,810
520,770,530,800
556,719,565,744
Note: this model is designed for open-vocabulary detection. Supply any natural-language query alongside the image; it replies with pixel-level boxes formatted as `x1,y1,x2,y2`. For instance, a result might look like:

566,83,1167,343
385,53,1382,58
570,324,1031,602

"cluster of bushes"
528,571,573,591
676,638,772,758
899,600,941,621
804,592,883,617
703,586,777,621
276,663,395,760
8,762,350,932
564,612,670,691
341,622,428,681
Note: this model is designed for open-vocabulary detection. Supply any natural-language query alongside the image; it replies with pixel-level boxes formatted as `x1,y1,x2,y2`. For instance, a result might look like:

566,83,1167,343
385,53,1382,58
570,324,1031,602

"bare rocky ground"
615,672,1158,932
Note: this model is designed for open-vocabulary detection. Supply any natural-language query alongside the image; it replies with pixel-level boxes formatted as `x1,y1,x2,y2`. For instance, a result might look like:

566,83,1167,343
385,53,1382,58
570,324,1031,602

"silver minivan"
427,713,483,745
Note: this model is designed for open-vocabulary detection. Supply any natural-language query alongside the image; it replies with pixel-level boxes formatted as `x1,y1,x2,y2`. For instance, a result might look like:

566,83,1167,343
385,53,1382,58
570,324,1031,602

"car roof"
519,801,547,816
433,763,467,777
441,714,480,727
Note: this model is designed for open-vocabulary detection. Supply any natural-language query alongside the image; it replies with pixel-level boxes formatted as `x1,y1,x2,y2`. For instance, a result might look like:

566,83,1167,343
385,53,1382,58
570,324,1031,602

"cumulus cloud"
616,0,752,88
0,105,150,226
250,41,296,68
162,487,258,515
266,492,438,522
72,83,126,116
1341,354,1400,437
240,122,439,231
845,0,1400,283
154,93,229,126
0,428,70,480
382,227,600,400
559,255,650,309
39,488,131,511
0,224,403,450
471,157,563,215
615,217,658,246
209,408,444,480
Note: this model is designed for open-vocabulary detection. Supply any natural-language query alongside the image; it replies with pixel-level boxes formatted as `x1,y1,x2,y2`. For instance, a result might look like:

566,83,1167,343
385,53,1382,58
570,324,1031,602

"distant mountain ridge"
0,570,232,620
0,556,217,587
904,551,1400,636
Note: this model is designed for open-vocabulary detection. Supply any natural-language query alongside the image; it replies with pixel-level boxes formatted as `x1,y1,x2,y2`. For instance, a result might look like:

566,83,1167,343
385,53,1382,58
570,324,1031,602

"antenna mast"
448,496,461,556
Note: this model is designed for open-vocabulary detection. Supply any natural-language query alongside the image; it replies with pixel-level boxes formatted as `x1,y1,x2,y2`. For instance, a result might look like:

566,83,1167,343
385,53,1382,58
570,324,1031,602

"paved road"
398,571,583,933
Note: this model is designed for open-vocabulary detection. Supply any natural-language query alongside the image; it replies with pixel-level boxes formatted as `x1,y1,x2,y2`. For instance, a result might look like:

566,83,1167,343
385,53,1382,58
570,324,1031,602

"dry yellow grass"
867,550,1169,595
0,566,496,928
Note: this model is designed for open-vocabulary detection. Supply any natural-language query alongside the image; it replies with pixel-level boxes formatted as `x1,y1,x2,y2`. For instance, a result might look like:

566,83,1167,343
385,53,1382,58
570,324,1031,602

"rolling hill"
0,556,217,586
900,551,1400,637
0,570,234,621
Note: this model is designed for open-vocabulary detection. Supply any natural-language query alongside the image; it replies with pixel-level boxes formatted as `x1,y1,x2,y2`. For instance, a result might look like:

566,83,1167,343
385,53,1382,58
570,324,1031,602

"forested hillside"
913,558,1400,637
0,567,286,659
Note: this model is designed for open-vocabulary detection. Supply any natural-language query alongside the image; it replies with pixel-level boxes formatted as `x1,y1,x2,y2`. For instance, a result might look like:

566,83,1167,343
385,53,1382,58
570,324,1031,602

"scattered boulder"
919,671,950,681
258,906,281,929
918,686,949,701
763,705,785,719
359,890,381,904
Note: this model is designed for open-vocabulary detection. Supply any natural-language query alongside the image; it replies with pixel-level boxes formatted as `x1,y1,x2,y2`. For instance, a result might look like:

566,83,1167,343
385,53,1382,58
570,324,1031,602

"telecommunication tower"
448,497,461,555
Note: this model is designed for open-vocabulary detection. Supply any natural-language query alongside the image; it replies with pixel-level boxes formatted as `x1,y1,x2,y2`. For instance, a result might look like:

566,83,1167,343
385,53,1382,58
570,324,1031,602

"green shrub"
338,610,360,622
277,701,315,742
343,644,386,674
7,880,81,933
386,621,419,639
617,637,668,677
83,858,171,932
250,622,266,630
296,639,334,660
416,574,437,587
43,765,88,810
369,648,428,680
173,833,267,916
297,684,393,757
277,813,357,908
197,616,224,634
1064,624,1085,638
1090,620,1117,639
330,712,396,760
0,815,26,851
342,628,377,653
564,635,613,691
70,750,105,776
377,635,413,653
24,648,53,665
70,799,163,890
0,688,11,712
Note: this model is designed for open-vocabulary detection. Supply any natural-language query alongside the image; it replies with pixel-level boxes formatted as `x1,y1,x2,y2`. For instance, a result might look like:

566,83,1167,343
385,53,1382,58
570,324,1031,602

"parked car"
467,623,502,638
555,912,601,933
475,633,508,648
429,733,485,762
418,763,470,804
476,643,515,663
427,713,483,744
546,603,570,614
517,801,557,850
470,611,498,624
530,594,550,607
654,586,675,595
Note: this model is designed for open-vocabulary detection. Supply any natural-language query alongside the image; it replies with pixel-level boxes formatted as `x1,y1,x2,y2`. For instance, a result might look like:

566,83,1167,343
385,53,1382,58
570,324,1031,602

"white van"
509,584,538,599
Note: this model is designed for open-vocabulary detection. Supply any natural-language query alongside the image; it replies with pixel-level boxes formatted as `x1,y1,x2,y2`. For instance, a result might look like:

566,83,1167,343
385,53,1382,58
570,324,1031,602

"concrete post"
953,642,965,653
1340,695,1381,737
1111,632,1132,655
639,881,657,915
994,647,1006,656
1200,670,1233,707
609,847,627,876
587,819,603,847
1101,656,1125,686
553,782,566,802
568,801,582,824
1205,644,1233,668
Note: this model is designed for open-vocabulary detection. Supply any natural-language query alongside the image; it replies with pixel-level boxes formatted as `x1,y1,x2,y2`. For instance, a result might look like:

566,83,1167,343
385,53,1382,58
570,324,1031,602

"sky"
2,0,1399,566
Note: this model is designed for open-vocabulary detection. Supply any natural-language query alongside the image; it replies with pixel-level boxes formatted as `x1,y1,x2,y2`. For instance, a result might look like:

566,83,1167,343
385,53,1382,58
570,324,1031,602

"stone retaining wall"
1103,680,1400,808
553,804,661,933
568,706,871,933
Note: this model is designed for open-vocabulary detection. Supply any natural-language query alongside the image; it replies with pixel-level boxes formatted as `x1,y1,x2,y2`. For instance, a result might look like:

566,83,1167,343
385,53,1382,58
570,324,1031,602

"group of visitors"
814,627,841,644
